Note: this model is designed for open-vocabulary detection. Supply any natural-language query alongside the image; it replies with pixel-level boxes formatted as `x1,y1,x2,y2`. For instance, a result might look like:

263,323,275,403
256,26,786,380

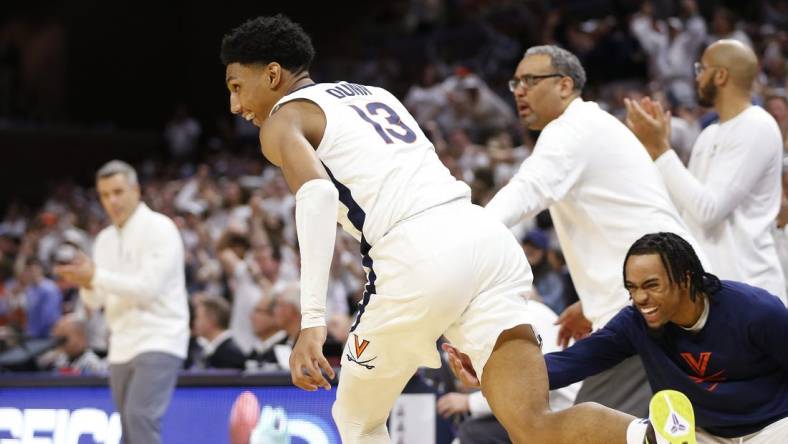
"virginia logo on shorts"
346,334,377,369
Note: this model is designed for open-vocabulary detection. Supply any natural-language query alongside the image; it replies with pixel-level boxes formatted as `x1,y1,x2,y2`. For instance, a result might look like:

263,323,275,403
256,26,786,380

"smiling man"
546,232,788,443
219,16,695,444
486,45,707,417
447,232,788,443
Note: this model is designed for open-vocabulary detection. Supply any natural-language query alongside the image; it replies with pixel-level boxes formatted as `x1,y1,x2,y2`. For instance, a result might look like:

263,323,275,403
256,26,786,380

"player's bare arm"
260,102,337,392
259,100,328,186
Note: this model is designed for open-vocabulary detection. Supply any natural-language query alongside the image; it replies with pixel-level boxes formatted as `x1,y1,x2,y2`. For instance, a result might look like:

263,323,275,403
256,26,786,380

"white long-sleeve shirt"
81,203,189,364
655,106,786,303
487,99,705,328
467,301,580,416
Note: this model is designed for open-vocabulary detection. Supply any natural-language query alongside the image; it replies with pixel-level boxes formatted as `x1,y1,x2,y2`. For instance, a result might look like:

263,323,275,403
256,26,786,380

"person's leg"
329,205,484,443
109,361,134,443
744,417,788,444
123,352,183,444
331,366,418,443
574,355,651,417
481,325,635,444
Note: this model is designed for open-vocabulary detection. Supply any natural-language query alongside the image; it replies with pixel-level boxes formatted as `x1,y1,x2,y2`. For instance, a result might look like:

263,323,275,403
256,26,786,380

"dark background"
0,0,769,209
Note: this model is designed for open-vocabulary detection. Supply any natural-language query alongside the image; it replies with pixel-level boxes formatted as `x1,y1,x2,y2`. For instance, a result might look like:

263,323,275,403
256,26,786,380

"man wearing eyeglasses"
625,39,786,306
486,45,708,417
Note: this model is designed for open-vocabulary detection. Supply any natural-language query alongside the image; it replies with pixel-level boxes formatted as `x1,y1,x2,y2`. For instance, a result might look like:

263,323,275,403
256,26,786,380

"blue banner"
0,385,340,444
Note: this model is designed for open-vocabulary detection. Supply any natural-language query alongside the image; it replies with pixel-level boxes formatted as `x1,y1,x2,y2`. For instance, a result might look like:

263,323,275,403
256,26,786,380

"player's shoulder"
268,98,323,123
262,97,326,156
263,97,325,141
714,280,787,320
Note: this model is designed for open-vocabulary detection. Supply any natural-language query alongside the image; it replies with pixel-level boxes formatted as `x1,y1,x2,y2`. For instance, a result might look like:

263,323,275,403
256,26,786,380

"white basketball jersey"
271,82,471,248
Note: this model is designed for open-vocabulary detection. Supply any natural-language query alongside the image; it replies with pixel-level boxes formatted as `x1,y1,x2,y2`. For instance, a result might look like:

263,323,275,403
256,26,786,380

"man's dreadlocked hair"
624,232,720,302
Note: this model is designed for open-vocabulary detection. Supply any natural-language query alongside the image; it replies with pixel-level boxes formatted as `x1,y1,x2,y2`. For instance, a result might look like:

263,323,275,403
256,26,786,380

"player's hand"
441,343,480,388
555,301,592,349
436,392,471,418
289,326,335,391
249,406,290,444
624,96,671,160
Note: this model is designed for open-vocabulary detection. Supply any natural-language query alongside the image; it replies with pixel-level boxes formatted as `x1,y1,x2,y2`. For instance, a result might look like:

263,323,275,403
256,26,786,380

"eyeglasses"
508,73,564,92
693,62,723,77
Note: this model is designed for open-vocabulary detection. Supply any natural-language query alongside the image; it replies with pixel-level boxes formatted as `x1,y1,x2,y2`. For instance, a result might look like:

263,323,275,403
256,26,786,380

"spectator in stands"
252,243,298,296
521,229,565,315
440,72,518,142
272,283,301,349
707,6,753,48
17,258,61,339
765,91,788,150
217,230,261,355
40,313,107,374
55,160,188,444
486,44,706,417
193,294,246,370
626,39,787,304
630,0,707,106
403,64,447,126
164,104,202,160
246,294,288,370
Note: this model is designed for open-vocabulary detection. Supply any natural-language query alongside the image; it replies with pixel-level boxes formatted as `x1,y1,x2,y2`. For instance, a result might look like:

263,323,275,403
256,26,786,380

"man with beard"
446,232,788,443
486,45,707,417
626,39,786,305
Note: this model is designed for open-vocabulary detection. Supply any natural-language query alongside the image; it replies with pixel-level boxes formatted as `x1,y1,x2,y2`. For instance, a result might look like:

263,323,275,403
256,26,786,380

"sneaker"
648,390,696,444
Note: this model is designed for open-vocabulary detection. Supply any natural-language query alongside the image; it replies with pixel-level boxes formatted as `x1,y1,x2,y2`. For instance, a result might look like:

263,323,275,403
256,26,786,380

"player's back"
272,82,470,246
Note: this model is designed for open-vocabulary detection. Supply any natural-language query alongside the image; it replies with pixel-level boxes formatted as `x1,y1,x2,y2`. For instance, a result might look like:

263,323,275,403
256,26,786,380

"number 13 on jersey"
350,102,417,144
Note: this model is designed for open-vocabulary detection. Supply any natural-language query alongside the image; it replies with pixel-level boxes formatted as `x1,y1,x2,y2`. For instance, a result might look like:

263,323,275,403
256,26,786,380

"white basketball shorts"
340,200,537,382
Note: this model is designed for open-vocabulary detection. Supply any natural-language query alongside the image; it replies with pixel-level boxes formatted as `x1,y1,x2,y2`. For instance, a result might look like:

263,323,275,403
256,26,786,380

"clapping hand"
624,96,672,160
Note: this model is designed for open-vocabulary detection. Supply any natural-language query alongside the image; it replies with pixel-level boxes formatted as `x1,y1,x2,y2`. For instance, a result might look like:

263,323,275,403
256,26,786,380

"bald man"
626,39,787,305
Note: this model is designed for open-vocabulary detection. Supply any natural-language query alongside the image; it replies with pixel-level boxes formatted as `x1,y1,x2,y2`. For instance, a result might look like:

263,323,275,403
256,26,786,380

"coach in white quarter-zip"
487,45,708,417
626,39,786,305
56,160,189,444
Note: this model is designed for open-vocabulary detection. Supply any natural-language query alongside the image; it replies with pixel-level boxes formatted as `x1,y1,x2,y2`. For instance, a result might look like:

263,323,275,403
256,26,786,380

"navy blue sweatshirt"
545,281,788,438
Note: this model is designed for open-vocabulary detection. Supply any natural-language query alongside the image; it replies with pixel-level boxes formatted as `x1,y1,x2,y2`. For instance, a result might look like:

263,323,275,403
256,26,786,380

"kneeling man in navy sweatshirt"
447,232,788,443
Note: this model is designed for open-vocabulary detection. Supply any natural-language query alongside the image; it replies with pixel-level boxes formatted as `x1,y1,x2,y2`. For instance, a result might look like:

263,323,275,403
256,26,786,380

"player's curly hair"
220,14,315,73
623,232,720,302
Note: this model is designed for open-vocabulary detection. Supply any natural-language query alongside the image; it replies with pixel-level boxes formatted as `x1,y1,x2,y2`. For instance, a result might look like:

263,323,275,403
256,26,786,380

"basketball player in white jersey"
220,15,695,444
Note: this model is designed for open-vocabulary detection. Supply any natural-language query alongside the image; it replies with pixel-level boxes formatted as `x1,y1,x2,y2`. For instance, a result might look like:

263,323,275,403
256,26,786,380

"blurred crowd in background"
1,0,787,375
